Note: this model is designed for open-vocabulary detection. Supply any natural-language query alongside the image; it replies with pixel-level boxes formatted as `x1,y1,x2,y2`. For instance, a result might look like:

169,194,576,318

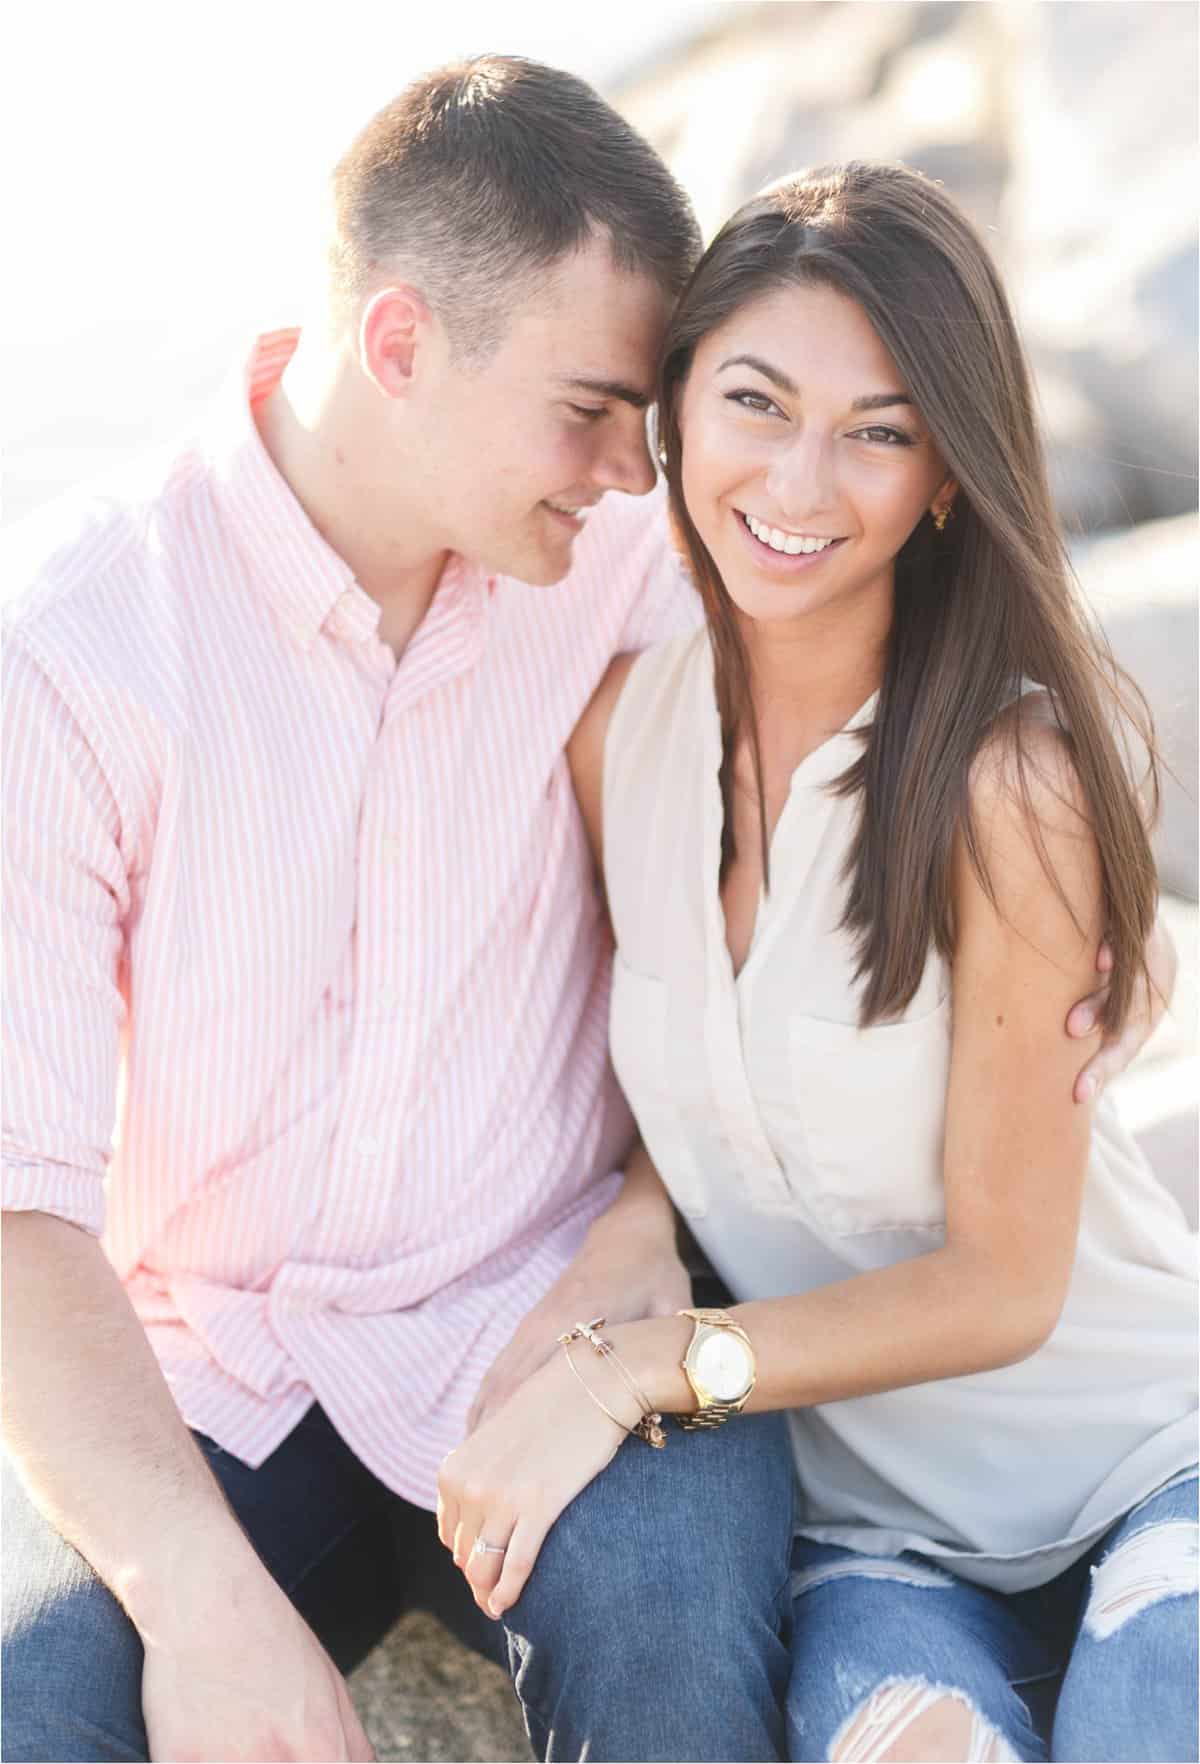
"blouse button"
827,1204,854,1233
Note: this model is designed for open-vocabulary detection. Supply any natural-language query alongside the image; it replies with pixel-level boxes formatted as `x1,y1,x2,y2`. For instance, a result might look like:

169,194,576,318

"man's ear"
358,285,434,399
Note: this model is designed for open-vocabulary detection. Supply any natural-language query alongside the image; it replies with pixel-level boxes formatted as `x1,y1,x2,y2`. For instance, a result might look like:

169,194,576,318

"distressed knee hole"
828,1679,1018,1763
1084,1519,1199,1640
792,1556,954,1600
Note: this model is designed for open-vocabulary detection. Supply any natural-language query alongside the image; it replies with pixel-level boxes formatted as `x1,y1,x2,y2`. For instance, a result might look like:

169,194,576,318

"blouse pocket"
788,998,951,1235
609,954,708,1219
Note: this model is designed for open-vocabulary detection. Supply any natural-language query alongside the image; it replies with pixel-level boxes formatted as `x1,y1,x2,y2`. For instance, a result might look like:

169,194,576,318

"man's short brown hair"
329,55,701,359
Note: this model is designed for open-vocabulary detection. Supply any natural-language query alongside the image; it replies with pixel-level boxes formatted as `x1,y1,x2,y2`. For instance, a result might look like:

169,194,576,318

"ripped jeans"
786,1470,1199,1763
505,1422,1198,1763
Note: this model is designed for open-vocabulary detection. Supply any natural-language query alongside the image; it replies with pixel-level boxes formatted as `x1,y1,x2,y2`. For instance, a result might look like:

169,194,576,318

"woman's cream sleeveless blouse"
604,628,1197,1592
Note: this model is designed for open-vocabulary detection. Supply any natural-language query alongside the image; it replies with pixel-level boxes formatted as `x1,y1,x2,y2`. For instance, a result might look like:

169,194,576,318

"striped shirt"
2,330,699,1504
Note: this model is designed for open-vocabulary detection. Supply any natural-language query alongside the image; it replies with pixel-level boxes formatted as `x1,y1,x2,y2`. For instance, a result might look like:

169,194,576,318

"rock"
351,1609,529,1763
1071,514,1199,901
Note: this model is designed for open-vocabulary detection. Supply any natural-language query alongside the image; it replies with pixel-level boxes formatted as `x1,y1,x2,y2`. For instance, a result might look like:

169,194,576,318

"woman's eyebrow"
716,355,914,414
717,353,797,393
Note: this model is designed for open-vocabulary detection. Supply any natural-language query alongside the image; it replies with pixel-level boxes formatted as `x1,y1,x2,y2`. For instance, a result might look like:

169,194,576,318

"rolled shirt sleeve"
3,636,129,1235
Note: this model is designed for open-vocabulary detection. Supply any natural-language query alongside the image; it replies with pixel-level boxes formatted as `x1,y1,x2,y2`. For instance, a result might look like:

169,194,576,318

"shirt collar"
204,328,369,650
205,328,497,663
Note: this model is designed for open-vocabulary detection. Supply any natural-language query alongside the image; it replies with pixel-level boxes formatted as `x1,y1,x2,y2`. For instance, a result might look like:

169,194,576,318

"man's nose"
593,414,658,498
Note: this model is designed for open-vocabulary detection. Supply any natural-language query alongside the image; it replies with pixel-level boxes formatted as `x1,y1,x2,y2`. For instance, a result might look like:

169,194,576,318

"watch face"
694,1331,751,1401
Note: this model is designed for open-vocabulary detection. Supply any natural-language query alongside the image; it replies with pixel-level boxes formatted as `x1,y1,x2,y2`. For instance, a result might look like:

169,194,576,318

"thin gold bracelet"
559,1338,637,1439
559,1318,666,1448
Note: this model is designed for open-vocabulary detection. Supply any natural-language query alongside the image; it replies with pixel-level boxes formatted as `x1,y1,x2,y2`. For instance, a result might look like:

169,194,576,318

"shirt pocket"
609,954,708,1220
787,998,951,1235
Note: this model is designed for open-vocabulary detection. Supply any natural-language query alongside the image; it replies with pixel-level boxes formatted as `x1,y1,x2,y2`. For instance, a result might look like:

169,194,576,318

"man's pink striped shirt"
2,330,698,1504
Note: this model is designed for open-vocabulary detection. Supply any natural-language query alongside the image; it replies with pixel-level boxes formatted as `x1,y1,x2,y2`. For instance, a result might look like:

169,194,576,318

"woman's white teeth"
743,513,836,554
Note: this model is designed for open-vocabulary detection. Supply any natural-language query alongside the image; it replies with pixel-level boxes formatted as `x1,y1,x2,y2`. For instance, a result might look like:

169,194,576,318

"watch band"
674,1397,748,1432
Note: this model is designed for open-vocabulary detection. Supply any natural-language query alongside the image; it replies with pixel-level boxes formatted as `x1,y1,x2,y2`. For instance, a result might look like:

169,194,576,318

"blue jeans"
505,1430,1198,1764
2,1404,503,1762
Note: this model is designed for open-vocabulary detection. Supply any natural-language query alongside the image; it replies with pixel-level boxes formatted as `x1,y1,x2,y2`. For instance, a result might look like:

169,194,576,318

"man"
2,56,703,1762
1,54,1164,1764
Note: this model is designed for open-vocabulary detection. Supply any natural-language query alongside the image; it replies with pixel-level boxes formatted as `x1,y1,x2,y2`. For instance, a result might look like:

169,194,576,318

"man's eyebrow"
717,355,913,412
559,376,652,411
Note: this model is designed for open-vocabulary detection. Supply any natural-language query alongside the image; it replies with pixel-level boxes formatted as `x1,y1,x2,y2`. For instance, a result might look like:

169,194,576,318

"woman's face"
677,281,955,629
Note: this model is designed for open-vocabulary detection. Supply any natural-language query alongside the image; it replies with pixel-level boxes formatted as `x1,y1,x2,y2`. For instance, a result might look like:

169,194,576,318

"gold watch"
675,1307,756,1430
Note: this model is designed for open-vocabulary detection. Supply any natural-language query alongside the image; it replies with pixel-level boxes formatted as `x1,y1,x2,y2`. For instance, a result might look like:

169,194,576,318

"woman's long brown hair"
657,162,1158,1029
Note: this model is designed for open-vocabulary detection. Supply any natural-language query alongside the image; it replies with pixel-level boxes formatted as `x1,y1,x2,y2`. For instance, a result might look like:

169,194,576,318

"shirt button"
827,1205,854,1233
379,988,401,1011
356,1135,381,1158
383,835,405,857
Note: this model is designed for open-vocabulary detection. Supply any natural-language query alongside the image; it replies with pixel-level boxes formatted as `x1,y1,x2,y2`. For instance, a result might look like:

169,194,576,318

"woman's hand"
439,1344,637,1621
466,1226,690,1433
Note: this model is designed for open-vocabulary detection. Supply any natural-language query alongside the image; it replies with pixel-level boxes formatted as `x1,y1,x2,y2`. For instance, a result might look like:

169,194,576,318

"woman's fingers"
487,1514,549,1618
435,1483,457,1552
461,1514,518,1610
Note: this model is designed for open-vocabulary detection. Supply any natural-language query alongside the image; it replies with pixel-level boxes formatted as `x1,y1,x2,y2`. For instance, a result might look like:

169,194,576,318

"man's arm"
3,1212,372,1761
2,642,371,1760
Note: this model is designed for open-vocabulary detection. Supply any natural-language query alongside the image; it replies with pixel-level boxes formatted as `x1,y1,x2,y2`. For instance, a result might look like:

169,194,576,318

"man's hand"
467,1212,690,1434
139,1546,374,1762
1067,916,1177,1102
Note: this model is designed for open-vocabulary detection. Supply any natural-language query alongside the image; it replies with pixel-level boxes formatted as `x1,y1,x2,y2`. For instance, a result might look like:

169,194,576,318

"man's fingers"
1066,986,1108,1038
488,1514,548,1619
1074,1034,1131,1103
337,1677,376,1762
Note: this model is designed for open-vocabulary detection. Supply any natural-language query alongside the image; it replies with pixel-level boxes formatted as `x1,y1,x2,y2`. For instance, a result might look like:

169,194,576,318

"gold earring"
932,506,949,532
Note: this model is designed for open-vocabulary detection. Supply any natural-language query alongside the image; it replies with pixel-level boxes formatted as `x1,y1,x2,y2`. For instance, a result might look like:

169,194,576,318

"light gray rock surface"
1071,515,1198,901
351,1609,529,1763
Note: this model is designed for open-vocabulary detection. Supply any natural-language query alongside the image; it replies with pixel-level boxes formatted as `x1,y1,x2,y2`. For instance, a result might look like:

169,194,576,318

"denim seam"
1007,1666,1062,1690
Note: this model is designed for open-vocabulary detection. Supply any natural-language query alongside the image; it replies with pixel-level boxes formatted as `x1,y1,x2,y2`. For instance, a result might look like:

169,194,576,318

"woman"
438,164,1197,1762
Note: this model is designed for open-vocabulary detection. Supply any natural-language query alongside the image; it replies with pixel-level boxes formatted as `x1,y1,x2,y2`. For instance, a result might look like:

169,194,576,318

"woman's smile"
733,507,849,572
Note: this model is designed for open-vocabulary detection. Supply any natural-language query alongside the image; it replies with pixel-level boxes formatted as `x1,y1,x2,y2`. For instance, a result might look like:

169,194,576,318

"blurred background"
3,5,1196,1749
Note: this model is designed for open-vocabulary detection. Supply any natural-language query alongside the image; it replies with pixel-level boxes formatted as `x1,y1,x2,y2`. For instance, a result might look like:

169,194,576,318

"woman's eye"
569,404,607,422
854,424,916,447
725,389,780,416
